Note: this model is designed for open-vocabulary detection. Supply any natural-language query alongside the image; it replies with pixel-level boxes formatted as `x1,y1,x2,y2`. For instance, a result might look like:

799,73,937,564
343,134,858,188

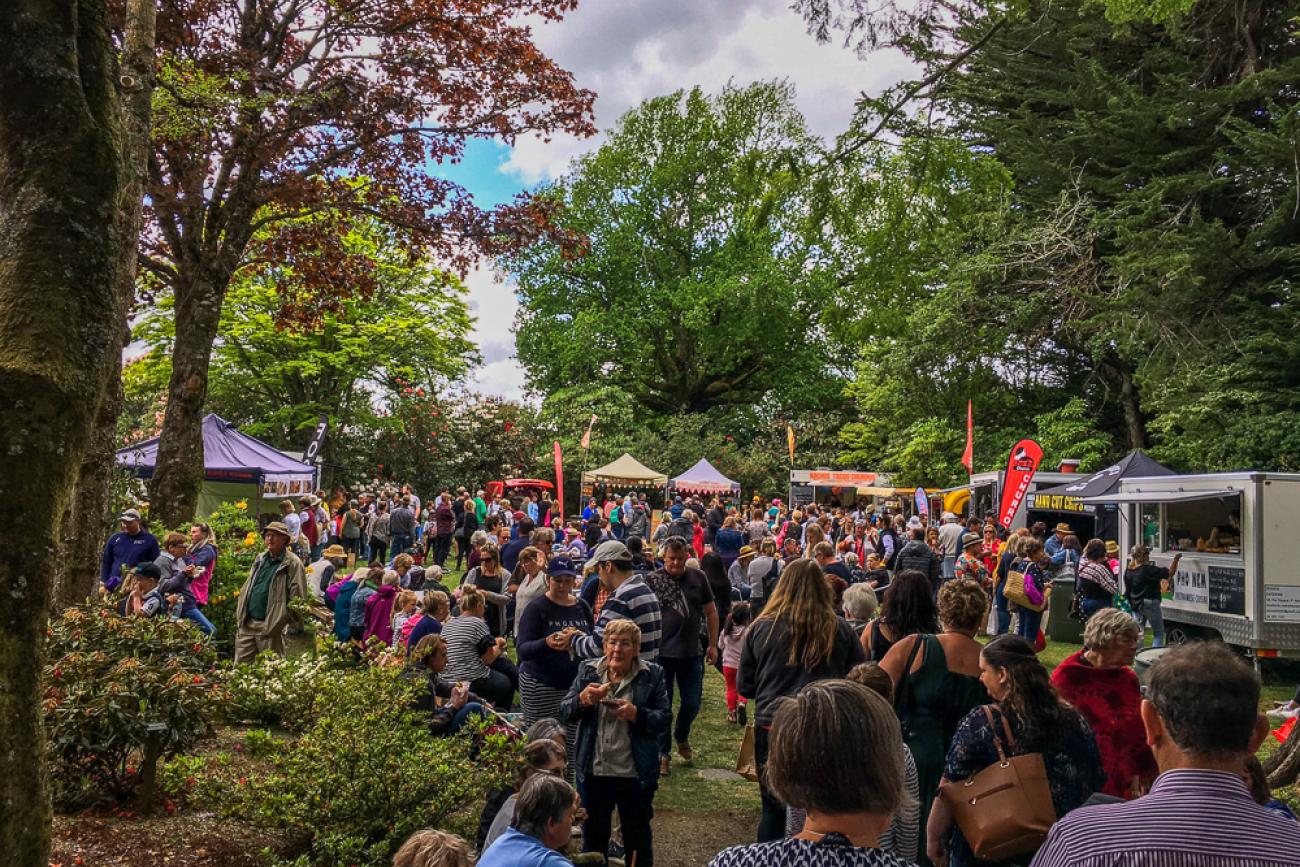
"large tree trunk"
148,270,226,527
54,0,155,608
0,0,133,861
54,348,127,608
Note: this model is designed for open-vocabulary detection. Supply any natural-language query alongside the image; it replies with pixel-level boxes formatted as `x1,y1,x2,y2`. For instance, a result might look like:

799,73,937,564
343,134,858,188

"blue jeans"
181,605,215,637
1080,597,1111,621
1134,599,1165,647
660,655,704,755
994,580,1011,635
1016,606,1043,642
390,533,412,557
447,702,485,735
942,555,957,580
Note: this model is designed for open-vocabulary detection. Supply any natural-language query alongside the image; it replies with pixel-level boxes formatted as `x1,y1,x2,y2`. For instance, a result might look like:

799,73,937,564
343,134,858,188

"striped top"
439,614,493,682
1030,769,1300,867
570,574,662,662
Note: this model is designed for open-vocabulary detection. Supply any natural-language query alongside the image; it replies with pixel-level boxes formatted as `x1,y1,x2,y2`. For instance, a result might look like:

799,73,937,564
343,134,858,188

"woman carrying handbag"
927,636,1103,867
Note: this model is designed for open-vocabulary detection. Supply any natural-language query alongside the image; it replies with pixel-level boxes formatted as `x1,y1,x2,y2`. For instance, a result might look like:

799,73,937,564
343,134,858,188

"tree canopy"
506,81,844,417
138,0,596,526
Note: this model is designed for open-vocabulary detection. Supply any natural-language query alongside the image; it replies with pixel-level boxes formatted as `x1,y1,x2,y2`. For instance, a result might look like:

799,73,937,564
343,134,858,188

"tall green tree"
506,81,843,417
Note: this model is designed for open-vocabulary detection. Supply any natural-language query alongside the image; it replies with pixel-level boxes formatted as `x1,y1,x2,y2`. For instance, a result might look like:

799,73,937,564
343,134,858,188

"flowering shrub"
218,651,333,729
195,501,262,657
44,604,218,807
206,662,520,865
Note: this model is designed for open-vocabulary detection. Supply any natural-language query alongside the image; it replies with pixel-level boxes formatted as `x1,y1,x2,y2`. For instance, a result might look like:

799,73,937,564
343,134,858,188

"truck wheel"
1165,625,1197,645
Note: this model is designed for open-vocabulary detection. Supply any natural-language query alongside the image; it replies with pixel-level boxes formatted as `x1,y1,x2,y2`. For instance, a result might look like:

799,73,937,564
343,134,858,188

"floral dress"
941,704,1104,867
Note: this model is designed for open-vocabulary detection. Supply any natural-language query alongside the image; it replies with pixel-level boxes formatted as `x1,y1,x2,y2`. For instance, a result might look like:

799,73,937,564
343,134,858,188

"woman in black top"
1124,545,1179,647
862,569,939,662
738,558,866,842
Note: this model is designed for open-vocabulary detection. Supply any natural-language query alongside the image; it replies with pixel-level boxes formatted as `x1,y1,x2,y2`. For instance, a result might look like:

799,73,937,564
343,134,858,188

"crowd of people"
99,487,1300,866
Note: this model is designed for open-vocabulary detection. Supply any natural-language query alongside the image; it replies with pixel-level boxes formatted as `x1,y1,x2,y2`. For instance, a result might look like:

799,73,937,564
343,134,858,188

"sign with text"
914,486,929,516
1207,565,1246,616
997,440,1043,529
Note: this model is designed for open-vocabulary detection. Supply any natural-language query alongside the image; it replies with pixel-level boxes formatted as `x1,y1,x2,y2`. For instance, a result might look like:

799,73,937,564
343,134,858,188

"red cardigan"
1051,649,1158,798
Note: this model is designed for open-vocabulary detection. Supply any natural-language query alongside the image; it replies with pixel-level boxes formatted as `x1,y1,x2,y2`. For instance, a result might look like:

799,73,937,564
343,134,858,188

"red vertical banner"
961,400,974,474
997,439,1043,529
553,440,565,520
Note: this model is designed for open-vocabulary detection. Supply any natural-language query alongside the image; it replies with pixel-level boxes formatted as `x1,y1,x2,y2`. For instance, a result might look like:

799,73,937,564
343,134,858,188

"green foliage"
185,501,263,658
43,604,219,807
217,652,335,730
201,663,519,865
358,391,550,495
126,210,476,473
506,81,842,418
1033,398,1113,472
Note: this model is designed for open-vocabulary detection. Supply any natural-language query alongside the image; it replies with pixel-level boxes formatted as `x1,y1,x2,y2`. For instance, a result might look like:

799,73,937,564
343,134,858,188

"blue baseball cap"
547,556,579,578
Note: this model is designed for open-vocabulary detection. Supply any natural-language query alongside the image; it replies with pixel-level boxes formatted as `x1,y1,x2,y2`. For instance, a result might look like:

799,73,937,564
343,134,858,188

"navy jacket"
100,530,160,590
560,658,670,789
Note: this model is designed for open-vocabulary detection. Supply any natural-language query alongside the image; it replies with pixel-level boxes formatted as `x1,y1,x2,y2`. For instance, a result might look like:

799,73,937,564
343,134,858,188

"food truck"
788,469,894,511
1088,472,1300,657
943,468,1084,532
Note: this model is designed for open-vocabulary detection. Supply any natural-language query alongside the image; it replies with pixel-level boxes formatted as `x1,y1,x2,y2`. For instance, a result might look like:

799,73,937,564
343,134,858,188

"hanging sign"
302,414,329,464
997,439,1044,528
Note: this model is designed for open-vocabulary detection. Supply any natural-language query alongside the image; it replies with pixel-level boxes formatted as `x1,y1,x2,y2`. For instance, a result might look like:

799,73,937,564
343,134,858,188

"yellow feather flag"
786,424,796,463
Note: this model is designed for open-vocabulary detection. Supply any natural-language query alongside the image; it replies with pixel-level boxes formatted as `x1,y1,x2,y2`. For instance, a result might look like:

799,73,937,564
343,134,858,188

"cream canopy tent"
581,453,668,487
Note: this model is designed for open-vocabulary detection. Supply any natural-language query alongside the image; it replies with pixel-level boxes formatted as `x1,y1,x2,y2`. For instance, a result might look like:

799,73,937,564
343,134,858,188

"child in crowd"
719,602,752,724
391,590,418,648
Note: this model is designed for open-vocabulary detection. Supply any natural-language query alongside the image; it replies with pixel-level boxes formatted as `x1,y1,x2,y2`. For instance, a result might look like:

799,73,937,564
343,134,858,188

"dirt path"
652,807,759,867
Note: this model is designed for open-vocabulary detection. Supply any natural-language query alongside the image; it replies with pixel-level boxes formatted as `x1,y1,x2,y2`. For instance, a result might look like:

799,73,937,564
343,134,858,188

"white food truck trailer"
1085,472,1300,657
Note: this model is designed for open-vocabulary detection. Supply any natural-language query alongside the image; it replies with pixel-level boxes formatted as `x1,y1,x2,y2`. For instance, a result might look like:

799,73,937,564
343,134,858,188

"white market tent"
670,458,740,495
581,453,668,488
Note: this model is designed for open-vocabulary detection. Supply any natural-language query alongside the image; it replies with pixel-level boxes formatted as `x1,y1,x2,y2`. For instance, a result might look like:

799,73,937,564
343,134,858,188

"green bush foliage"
43,603,218,807
202,662,520,865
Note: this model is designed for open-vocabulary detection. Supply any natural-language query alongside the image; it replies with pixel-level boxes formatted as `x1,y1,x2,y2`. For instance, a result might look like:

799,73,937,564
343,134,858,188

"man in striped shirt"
567,541,661,662
1032,641,1300,867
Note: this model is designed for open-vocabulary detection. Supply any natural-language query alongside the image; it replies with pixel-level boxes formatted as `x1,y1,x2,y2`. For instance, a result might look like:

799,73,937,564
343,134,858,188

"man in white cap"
100,508,160,592
234,521,308,662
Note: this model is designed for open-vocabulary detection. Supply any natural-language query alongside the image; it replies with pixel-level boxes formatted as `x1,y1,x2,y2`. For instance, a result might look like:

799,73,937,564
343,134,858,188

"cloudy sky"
448,0,914,400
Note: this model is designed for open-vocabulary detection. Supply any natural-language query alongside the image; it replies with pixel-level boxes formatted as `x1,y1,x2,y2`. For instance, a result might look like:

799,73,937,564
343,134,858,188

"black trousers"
754,724,785,841
580,775,656,867
434,533,453,566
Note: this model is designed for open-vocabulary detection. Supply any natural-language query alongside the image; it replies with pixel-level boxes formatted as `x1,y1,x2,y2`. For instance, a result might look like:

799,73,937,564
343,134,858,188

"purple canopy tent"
116,414,317,517
670,458,741,496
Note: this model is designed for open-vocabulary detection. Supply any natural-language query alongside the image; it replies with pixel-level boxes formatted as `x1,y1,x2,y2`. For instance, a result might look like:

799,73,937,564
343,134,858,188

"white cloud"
467,0,916,398
501,0,913,183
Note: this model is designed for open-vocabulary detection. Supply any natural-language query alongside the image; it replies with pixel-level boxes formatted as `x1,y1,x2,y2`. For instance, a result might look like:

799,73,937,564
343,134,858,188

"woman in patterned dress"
710,679,918,867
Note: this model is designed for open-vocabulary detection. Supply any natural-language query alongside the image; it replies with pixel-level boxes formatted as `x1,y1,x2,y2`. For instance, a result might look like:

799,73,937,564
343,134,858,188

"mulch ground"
51,813,289,867
652,808,757,867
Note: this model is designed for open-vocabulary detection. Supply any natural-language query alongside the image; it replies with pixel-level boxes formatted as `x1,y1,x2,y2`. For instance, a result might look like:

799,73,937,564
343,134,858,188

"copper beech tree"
143,0,595,527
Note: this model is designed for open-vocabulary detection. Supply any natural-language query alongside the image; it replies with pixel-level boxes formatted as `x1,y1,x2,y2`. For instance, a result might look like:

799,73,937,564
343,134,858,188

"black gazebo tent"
1025,450,1175,541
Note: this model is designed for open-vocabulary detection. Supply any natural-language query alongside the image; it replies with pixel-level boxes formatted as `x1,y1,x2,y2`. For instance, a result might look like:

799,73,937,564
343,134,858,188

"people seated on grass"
560,618,670,867
476,719,570,852
482,739,569,851
710,679,916,867
478,774,578,867
404,634,487,737
439,588,514,709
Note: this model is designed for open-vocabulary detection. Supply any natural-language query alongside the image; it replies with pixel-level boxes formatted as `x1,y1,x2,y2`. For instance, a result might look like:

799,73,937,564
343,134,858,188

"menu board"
1207,565,1246,615
789,483,815,508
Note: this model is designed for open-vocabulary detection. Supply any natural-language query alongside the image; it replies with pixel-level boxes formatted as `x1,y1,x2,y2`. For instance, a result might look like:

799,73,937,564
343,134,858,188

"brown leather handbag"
938,705,1057,861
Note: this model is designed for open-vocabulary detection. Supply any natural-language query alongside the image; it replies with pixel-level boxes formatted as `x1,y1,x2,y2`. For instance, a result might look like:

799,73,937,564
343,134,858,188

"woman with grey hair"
1050,607,1156,799
842,582,879,639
